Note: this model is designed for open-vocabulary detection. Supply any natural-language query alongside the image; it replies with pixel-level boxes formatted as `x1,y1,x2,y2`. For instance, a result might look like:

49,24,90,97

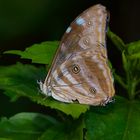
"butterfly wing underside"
42,4,115,105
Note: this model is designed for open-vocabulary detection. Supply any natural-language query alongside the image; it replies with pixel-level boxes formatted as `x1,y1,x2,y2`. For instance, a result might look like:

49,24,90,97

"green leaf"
0,113,85,140
114,73,127,89
122,51,129,73
4,41,59,65
126,40,140,59
129,52,140,59
39,118,84,140
35,97,89,119
0,112,59,140
126,40,140,55
107,29,126,52
0,63,89,118
0,138,12,140
0,63,45,101
85,96,140,140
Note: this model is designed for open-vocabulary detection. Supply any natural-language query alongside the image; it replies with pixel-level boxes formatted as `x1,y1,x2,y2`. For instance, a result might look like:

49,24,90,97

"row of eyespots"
55,63,97,95
52,63,96,95
71,64,96,94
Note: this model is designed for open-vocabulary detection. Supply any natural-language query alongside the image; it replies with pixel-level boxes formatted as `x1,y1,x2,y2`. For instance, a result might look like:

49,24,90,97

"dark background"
0,0,140,117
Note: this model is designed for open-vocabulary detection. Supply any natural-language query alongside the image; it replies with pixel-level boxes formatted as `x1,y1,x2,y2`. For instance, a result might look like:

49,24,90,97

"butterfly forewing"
41,4,115,106
49,4,108,73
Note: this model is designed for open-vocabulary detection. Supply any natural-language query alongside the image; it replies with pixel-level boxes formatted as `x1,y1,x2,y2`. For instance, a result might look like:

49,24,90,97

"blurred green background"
0,0,140,117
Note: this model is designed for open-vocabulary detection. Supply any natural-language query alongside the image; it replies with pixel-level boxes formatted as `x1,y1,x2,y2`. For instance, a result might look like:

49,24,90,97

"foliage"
108,29,140,99
85,96,140,140
0,63,89,119
4,41,59,66
0,30,140,139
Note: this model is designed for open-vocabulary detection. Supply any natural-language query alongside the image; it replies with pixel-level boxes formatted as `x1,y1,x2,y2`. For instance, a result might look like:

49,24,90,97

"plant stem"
127,75,137,100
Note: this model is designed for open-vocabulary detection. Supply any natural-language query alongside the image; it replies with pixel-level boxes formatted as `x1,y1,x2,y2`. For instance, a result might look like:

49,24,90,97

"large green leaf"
0,113,84,140
39,118,84,140
0,112,59,140
0,63,89,118
4,41,59,65
85,96,140,140
0,138,11,140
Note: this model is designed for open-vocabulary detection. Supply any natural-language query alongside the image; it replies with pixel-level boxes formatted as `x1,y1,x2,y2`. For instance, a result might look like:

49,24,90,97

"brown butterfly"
39,4,115,106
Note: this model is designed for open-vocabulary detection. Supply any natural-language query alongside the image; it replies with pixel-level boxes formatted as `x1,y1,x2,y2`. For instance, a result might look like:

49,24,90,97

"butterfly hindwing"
49,47,114,105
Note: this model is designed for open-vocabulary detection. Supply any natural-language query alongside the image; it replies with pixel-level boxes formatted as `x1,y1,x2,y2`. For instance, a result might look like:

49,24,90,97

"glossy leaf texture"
0,97,140,140
0,63,89,119
0,113,84,140
0,112,59,140
85,96,140,140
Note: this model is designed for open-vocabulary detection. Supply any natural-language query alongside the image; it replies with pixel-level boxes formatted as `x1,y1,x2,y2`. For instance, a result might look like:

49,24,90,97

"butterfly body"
40,4,115,106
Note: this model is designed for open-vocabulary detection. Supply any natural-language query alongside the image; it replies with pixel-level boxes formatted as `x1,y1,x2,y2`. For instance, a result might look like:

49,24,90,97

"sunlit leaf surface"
4,41,59,65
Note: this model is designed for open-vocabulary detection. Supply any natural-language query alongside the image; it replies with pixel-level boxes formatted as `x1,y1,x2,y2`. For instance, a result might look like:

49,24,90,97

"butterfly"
39,4,115,106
